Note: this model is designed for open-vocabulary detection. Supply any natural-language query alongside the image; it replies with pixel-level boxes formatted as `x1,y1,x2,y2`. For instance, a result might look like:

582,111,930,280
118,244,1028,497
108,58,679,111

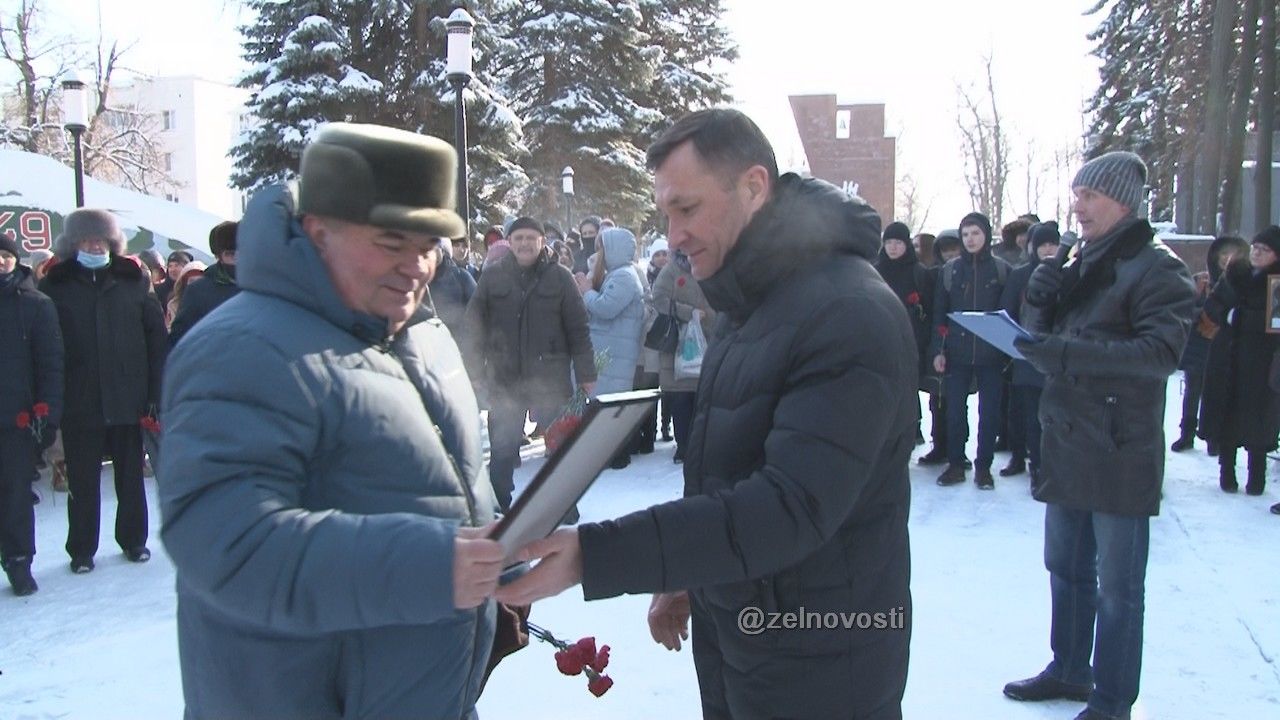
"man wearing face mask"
39,209,168,574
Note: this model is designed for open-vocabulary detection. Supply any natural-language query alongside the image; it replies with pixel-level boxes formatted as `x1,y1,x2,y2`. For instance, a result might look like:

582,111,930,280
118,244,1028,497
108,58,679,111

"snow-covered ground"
2,376,1277,719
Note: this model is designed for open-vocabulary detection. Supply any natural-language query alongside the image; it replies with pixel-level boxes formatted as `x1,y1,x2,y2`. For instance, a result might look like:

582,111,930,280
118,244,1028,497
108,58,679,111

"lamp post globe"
61,70,91,208
561,166,574,232
446,7,475,237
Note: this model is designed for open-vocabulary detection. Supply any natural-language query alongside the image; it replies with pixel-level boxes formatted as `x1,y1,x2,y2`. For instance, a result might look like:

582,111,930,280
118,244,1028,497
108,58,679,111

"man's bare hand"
493,528,582,606
648,591,691,651
454,525,505,609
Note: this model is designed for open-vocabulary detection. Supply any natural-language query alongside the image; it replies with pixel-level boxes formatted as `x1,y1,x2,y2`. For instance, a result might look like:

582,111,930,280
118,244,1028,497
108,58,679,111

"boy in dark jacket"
169,221,239,347
930,212,1011,488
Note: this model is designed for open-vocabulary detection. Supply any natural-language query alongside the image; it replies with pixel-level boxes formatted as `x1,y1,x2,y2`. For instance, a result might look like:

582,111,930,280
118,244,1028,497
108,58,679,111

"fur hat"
1072,151,1147,215
882,221,911,243
209,220,238,256
298,122,465,238
55,208,125,257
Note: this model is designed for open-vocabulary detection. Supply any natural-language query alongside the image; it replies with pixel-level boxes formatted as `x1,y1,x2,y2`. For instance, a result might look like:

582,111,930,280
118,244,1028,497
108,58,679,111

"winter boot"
1270,502,1280,515
936,464,967,486
1245,452,1267,496
1219,462,1239,493
1000,457,1026,477
1170,433,1195,452
918,446,948,466
2,557,38,596
975,467,995,490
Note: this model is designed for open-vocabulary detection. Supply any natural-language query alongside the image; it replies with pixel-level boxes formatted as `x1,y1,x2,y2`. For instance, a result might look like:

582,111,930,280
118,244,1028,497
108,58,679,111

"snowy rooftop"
1,378,1277,718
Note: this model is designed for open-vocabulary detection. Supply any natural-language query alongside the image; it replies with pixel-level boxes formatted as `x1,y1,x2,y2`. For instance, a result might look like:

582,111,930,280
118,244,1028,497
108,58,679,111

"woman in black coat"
874,221,934,444
1198,226,1280,498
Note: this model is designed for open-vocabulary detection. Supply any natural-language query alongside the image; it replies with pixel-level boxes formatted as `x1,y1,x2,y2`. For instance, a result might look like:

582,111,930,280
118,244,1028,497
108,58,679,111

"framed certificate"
490,389,661,563
1268,275,1280,334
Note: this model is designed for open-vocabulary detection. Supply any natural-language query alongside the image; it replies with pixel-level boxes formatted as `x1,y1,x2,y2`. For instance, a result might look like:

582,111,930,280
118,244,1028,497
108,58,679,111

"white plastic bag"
675,310,707,380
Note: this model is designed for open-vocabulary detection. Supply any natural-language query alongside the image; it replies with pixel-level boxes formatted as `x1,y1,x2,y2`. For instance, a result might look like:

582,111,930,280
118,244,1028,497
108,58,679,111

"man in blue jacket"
159,123,506,719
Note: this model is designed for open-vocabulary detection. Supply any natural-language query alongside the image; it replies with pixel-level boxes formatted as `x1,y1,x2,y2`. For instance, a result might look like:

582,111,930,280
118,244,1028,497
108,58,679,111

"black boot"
3,557,38,596
1246,451,1267,496
1220,449,1239,493
918,446,948,466
937,464,967,486
999,457,1026,477
975,467,995,490
1170,433,1195,452
1270,502,1280,515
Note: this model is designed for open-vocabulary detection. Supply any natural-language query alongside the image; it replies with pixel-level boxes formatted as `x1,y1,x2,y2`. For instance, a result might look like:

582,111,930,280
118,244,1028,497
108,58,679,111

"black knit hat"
1072,151,1147,214
1252,225,1280,257
209,221,238,256
1027,221,1061,254
507,216,544,237
882,221,911,242
168,250,194,265
0,234,19,259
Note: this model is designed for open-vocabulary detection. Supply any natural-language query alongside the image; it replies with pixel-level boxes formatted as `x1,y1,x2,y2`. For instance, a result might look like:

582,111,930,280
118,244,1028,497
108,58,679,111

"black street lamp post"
446,8,474,235
561,166,574,232
61,71,90,208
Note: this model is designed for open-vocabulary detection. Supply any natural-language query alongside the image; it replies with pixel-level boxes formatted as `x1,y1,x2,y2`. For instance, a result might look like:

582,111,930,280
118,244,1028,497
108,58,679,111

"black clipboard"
489,389,661,563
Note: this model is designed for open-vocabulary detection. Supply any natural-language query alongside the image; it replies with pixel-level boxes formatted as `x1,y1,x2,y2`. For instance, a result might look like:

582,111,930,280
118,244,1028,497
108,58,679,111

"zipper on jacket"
432,422,478,525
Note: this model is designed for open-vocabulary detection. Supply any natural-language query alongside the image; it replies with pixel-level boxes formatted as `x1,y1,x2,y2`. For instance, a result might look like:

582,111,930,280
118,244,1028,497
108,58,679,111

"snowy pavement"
1,375,1277,719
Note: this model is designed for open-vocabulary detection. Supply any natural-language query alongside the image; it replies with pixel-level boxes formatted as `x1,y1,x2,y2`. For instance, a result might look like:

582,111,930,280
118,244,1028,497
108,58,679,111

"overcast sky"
25,0,1102,233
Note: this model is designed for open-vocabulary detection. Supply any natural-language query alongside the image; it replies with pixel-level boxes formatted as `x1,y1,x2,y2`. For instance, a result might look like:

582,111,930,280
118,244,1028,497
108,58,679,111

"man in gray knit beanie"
1004,150,1195,720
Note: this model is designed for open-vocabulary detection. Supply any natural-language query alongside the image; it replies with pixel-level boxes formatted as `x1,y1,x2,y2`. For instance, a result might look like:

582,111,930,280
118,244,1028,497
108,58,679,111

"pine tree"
633,0,736,140
495,0,662,230
231,1,383,190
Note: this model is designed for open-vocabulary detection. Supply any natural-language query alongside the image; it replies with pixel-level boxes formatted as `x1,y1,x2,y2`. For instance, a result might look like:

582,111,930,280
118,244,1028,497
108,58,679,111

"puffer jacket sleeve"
142,284,168,405
583,269,642,321
1058,253,1195,379
578,294,902,597
31,294,65,425
559,271,597,384
159,329,460,633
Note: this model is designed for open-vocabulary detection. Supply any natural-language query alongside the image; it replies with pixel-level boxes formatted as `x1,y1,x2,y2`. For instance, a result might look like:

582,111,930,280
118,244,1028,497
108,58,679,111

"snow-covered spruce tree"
633,0,735,141
231,2,382,191
495,0,662,230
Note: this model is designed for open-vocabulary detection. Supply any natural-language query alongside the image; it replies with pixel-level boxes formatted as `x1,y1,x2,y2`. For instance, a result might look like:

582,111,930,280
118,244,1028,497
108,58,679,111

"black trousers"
0,430,37,561
666,391,697,453
1178,366,1206,437
1010,384,1043,470
63,423,148,559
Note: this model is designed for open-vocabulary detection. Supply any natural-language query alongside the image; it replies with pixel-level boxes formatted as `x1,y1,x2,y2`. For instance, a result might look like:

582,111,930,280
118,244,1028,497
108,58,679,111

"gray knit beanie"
1072,151,1147,215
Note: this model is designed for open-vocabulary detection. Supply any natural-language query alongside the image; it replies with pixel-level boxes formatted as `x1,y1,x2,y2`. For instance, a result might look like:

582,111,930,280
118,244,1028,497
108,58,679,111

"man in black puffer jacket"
169,220,239,347
498,108,916,720
0,238,64,595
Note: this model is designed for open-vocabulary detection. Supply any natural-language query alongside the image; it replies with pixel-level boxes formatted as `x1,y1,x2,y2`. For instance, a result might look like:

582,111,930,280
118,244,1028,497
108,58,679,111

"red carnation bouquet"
15,402,51,444
527,622,614,697
544,349,611,455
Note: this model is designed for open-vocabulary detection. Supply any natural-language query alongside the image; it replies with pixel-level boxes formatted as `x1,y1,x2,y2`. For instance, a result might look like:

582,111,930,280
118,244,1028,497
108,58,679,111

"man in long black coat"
498,108,916,720
39,209,168,574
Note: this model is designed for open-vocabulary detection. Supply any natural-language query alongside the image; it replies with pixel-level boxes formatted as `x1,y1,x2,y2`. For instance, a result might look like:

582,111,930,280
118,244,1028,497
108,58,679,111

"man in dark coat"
998,222,1060,484
930,211,1011,488
39,209,168,574
155,249,193,309
461,216,596,512
498,108,915,720
1005,152,1195,720
0,237,64,595
159,124,505,719
874,221,934,444
169,221,239,347
428,238,478,339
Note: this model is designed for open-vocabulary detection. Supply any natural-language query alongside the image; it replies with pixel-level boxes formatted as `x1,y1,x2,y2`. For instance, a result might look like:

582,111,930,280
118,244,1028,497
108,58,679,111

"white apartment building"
108,75,251,220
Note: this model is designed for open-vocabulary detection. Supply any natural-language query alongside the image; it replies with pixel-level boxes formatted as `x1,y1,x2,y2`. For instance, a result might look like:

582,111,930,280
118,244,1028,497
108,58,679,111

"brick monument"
789,94,896,222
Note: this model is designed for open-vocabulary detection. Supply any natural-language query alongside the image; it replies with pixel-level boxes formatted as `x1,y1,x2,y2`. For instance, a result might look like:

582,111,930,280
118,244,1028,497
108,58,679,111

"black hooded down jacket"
0,264,64,426
578,174,915,720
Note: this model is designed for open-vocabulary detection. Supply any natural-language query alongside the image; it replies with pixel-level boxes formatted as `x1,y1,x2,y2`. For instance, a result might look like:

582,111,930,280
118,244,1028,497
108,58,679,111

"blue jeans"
1043,504,1149,717
944,363,1003,468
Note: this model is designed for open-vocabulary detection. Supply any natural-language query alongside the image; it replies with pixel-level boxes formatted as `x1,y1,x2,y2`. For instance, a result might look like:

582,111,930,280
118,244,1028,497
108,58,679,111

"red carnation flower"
33,402,50,418
16,411,30,429
587,674,614,697
554,649,584,676
906,292,921,305
938,325,949,338
589,644,610,673
677,276,687,287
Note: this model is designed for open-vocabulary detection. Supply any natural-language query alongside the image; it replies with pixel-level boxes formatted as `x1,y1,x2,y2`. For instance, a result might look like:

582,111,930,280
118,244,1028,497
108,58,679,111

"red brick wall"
789,94,896,224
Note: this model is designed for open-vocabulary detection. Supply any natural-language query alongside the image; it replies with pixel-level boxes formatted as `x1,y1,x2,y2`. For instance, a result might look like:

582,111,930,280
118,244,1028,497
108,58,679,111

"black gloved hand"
1014,333,1068,376
39,423,58,452
1025,262,1064,308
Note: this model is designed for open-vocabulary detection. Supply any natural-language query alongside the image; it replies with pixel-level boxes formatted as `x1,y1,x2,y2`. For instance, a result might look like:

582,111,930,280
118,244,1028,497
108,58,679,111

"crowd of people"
0,110,1278,720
